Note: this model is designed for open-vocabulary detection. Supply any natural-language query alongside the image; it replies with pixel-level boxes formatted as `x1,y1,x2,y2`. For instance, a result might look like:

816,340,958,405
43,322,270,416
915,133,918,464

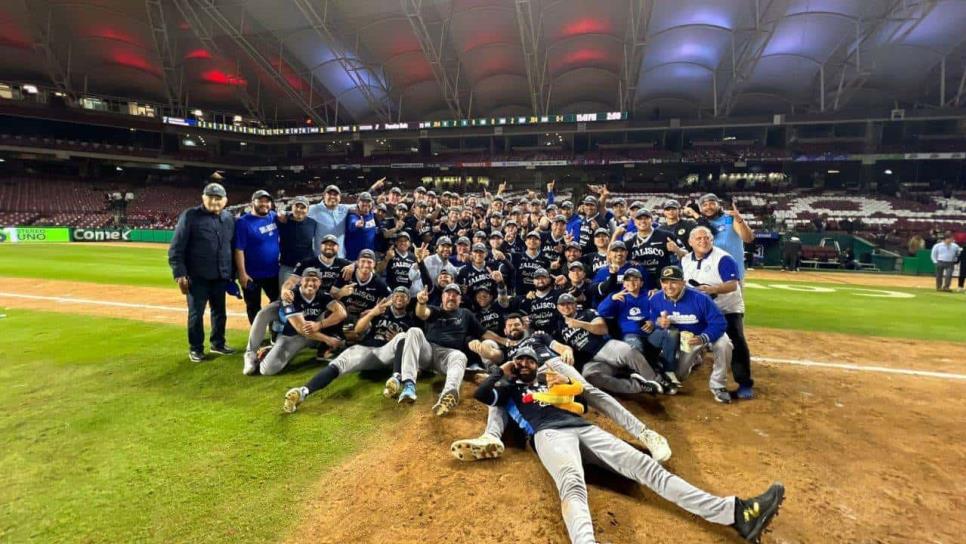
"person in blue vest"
345,191,377,260
234,189,280,324
692,194,755,279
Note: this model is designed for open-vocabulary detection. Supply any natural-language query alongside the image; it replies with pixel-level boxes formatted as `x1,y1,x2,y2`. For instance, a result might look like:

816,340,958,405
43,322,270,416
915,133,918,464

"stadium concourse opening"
2,1,966,543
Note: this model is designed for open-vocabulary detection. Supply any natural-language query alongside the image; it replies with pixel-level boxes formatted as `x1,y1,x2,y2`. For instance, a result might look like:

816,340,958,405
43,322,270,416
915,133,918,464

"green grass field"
0,243,962,543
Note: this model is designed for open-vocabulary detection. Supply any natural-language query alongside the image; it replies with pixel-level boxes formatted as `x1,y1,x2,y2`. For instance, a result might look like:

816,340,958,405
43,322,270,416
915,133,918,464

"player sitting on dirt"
471,349,785,544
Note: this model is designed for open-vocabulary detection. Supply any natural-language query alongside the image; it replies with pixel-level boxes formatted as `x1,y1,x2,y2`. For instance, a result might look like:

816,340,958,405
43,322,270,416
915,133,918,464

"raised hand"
490,270,504,284
416,286,430,305
373,297,391,315
666,240,681,254
657,310,670,329
334,282,356,299
547,180,556,192
281,289,295,304
611,288,629,302
341,263,356,281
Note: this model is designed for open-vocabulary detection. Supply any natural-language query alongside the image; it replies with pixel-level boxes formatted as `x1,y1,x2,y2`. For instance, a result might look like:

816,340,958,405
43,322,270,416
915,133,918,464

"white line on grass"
0,292,248,318
753,356,966,381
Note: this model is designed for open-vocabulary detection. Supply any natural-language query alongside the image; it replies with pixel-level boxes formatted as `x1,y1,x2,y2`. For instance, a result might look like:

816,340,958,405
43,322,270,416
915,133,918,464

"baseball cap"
292,196,310,207
443,283,462,294
489,230,504,239
427,190,437,197
357,191,373,202
415,186,427,193
557,293,576,304
594,227,610,237
390,187,403,194
629,200,644,210
553,214,567,223
582,196,597,205
415,201,428,208
493,195,504,202
560,201,574,209
474,230,487,239
376,203,388,212
472,243,487,252
324,184,341,194
613,197,626,205
609,240,627,251
203,182,226,197
566,242,582,251
358,249,376,260
533,268,550,278
395,203,409,211
456,236,471,246
514,347,539,361
568,261,586,272
698,193,721,204
321,234,338,244
634,208,653,218
660,265,685,281
623,268,643,279
392,286,411,296
526,230,541,239
251,189,272,201
395,231,411,240
437,236,453,246
301,267,321,279
663,199,681,209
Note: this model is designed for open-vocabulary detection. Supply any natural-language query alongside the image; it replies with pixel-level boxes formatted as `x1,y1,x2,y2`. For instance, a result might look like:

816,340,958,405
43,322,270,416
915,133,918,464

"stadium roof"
2,0,965,124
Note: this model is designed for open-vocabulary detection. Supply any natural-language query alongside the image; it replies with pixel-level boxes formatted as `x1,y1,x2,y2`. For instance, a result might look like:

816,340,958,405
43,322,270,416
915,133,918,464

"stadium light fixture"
233,115,243,124
827,170,840,174
884,169,893,175
0,158,5,162
192,109,204,117
116,166,123,172
22,84,38,94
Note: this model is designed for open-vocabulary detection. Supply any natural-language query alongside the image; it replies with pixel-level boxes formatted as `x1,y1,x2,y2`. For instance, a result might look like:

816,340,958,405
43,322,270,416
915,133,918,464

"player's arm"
549,340,575,365
566,315,608,336
729,202,755,243
376,248,394,274
353,298,389,336
319,300,348,329
414,288,432,320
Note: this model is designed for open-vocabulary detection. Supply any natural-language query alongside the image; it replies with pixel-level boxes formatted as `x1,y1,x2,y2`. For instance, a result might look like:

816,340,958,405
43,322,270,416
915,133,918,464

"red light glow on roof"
561,18,611,37
90,27,143,48
184,49,212,61
110,52,160,76
201,69,246,86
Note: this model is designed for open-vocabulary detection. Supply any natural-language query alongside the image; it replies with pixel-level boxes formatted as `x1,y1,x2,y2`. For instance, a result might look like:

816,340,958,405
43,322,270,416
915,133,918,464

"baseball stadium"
1,1,965,543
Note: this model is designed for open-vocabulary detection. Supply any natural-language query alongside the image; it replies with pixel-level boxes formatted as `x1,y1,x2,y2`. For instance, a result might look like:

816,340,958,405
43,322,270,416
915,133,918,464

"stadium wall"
0,227,173,244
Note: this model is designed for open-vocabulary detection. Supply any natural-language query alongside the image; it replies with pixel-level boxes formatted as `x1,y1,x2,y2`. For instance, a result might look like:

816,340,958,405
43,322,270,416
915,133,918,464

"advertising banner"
0,227,71,243
71,228,133,242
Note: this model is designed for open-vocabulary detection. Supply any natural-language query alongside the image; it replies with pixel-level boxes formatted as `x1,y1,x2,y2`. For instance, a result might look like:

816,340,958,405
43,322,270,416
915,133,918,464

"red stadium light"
184,49,213,61
110,52,161,76
561,18,610,37
200,69,246,86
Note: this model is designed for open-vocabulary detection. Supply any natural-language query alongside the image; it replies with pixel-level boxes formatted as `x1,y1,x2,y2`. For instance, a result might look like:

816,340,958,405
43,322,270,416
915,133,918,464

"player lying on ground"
473,349,785,544
243,268,347,376
450,345,671,464
282,287,416,413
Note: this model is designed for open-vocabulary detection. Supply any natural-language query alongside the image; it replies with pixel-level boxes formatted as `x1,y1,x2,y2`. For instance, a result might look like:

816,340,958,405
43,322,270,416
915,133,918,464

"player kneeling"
244,268,346,376
283,287,416,413
470,349,785,544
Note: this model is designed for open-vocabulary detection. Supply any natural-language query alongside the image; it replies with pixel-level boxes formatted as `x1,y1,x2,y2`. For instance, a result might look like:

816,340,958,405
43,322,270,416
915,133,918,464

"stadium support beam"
402,0,462,117
146,0,185,116
515,0,547,115
22,2,73,100
718,0,779,117
191,0,328,126
620,0,652,113
291,0,394,123
171,0,266,123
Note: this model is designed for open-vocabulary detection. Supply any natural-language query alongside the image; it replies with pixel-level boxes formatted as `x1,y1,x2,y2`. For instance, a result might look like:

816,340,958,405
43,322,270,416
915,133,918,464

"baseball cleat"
243,351,258,375
432,389,459,417
450,435,505,462
736,385,755,400
210,345,236,355
655,373,678,395
733,482,785,543
283,387,306,414
383,374,402,399
256,345,272,363
712,388,733,404
397,381,417,404
637,429,672,463
188,350,205,363
663,371,682,388
629,372,664,395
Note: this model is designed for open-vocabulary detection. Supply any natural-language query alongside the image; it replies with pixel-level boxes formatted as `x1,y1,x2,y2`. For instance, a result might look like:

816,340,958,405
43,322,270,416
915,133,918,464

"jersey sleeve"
717,254,740,282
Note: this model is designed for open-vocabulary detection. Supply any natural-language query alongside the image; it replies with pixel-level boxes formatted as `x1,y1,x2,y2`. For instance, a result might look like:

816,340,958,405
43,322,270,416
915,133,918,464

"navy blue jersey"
474,370,590,437
280,288,335,336
582,251,609,275
628,229,674,278
513,250,550,294
660,218,697,252
553,309,609,367
473,303,507,334
360,308,417,347
293,255,352,292
334,273,391,319
385,251,417,290
516,289,562,331
504,331,558,363
421,306,486,350
540,232,567,265
457,262,497,296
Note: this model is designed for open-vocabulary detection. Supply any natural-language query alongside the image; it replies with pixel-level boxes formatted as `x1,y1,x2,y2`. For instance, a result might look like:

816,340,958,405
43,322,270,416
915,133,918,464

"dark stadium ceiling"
2,0,966,125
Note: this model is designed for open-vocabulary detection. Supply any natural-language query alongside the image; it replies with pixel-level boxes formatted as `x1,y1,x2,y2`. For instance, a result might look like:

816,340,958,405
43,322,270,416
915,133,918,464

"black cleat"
188,350,205,363
734,482,785,543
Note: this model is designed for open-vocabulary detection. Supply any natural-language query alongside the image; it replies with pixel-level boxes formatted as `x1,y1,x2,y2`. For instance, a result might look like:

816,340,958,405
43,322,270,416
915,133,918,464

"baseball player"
646,265,734,404
376,231,417,291
393,283,494,416
514,268,562,330
409,236,458,294
330,249,391,322
682,226,754,399
471,349,785,544
596,267,655,357
553,293,668,396
620,208,675,280
581,227,611,275
591,240,650,296
512,230,551,295
248,268,347,376
282,286,415,412
283,234,352,294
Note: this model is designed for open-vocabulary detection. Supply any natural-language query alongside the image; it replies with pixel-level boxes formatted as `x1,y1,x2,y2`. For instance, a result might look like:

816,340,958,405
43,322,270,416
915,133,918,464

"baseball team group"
167,178,785,544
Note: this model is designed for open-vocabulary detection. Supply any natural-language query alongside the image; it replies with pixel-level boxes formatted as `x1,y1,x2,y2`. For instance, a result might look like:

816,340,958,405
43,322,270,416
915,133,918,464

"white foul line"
753,356,966,381
0,292,248,318
1,291,964,381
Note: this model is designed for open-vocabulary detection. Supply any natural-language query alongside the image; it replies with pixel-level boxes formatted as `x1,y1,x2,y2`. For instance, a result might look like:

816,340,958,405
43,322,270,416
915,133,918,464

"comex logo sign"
72,228,132,242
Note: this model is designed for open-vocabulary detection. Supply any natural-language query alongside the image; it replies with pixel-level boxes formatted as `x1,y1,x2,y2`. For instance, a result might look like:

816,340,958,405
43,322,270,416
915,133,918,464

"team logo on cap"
662,268,675,277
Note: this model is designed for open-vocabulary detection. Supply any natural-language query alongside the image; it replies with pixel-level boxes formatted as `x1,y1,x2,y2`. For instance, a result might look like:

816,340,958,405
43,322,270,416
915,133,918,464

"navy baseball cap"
415,186,427,193
698,193,721,204
557,293,576,304
251,189,272,201
321,234,338,244
203,182,226,197
663,199,681,209
560,201,574,209
395,203,409,211
392,286,410,296
553,214,567,223
390,187,403,194
489,230,504,239
292,196,310,207
634,208,653,218
660,265,685,281
358,249,376,260
514,347,539,361
443,283,462,294
357,191,373,202
533,268,550,278
594,228,610,237
568,261,586,272
474,230,487,239
456,236,471,246
395,231,411,240
623,268,643,279
629,200,644,210
526,230,541,239
566,242,582,251
609,240,627,251
582,196,597,205
472,243,487,252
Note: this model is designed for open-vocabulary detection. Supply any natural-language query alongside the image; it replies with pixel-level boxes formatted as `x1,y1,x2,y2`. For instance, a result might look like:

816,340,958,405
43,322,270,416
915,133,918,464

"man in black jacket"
168,182,236,362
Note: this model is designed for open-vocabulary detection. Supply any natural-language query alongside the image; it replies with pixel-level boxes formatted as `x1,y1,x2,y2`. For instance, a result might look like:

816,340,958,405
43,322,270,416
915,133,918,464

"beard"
507,329,525,341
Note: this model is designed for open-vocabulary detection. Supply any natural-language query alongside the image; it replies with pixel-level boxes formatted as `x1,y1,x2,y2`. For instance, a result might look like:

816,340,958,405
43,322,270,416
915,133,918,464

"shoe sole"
433,394,458,417
398,394,416,405
283,390,302,414
744,484,785,543
189,354,204,362
383,379,401,399
210,348,235,355
451,441,504,462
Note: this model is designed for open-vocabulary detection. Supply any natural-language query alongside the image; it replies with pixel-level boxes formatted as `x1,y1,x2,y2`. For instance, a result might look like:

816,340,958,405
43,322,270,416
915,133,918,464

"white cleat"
450,435,505,462
638,429,672,463
243,351,258,375
283,387,305,414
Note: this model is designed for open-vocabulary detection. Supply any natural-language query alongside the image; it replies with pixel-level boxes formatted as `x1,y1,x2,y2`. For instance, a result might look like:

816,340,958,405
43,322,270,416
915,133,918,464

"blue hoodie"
647,287,726,344
596,289,651,336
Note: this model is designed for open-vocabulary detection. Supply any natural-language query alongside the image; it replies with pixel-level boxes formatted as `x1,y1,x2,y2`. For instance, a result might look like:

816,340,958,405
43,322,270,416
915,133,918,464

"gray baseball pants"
260,334,311,376
329,335,405,374
534,425,735,544
399,328,467,393
245,300,281,353
581,339,661,395
676,334,733,391
483,358,647,440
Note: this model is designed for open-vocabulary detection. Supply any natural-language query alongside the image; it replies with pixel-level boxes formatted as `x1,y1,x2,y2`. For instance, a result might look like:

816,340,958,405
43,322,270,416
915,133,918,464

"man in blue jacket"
168,182,236,362
646,265,734,404
345,191,377,260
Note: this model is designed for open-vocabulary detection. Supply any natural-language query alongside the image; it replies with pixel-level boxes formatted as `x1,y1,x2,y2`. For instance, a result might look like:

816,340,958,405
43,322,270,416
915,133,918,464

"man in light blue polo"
308,185,351,258
931,231,961,292
695,194,755,279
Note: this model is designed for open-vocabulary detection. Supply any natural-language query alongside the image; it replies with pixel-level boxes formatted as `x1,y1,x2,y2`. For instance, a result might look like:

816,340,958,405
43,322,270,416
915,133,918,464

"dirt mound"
746,269,933,289
288,363,966,544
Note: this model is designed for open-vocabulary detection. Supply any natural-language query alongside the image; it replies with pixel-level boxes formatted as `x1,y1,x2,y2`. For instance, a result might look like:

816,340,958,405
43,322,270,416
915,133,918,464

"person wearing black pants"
168,182,236,362
724,312,752,390
234,189,282,324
